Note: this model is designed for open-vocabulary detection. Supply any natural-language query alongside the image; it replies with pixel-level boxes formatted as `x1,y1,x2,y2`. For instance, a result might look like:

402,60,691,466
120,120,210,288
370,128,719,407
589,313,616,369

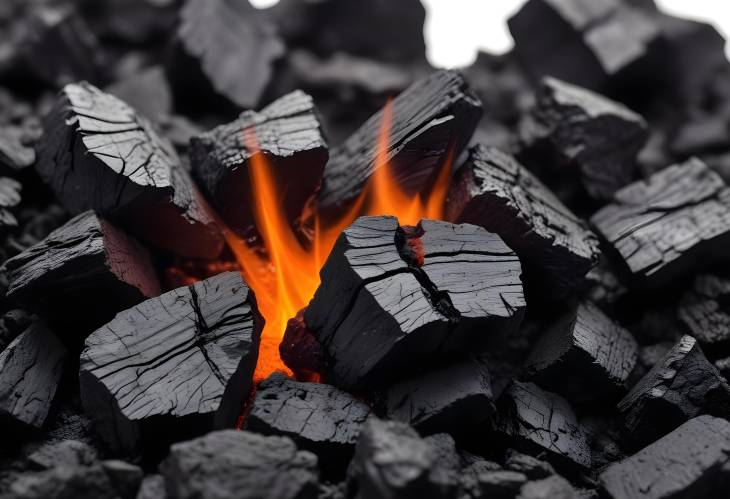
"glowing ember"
227,101,454,381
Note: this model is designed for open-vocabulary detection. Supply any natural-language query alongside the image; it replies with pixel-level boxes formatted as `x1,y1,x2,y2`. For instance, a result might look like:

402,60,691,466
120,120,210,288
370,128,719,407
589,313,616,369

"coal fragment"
136,475,166,499
36,82,223,259
599,415,730,499
79,272,262,454
3,463,118,499
617,335,730,448
460,469,528,499
3,211,160,331
517,475,578,499
101,460,144,499
0,126,35,171
0,322,66,428
280,310,325,382
678,274,730,355
517,77,648,200
190,90,328,238
448,145,600,296
591,158,730,287
161,430,319,499
305,216,525,390
524,302,638,403
505,449,556,480
0,176,21,228
106,66,173,121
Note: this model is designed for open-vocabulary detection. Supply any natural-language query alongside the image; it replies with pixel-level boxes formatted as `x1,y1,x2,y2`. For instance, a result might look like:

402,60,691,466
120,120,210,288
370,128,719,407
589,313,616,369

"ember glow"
227,101,453,380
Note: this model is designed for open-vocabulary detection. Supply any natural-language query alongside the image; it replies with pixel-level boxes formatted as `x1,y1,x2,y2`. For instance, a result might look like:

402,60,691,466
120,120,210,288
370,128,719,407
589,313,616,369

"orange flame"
227,101,454,381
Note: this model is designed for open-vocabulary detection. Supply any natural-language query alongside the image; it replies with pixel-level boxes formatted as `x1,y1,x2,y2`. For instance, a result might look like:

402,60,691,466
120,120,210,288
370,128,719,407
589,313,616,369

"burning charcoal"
190,90,328,237
3,211,160,330
384,358,495,436
0,126,35,171
317,70,482,214
36,82,224,259
517,77,648,200
447,146,600,296
617,335,730,448
524,302,638,403
161,430,319,499
246,372,371,471
280,311,325,382
496,381,591,472
591,159,730,287
517,475,578,499
79,272,262,454
599,415,730,499
106,66,173,121
348,417,459,499
170,0,284,111
0,322,66,428
505,450,556,480
0,176,21,228
678,274,730,355
305,216,525,391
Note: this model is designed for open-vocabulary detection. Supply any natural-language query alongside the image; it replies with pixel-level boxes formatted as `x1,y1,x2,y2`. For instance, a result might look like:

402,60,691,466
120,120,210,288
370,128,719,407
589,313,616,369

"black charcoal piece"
100,460,143,499
79,272,262,454
384,358,495,436
136,475,166,499
3,463,118,499
190,90,328,237
0,322,66,428
617,334,730,448
161,430,319,499
599,415,730,499
447,145,600,296
524,302,638,403
317,70,482,215
460,470,527,499
27,440,97,470
304,216,525,391
106,66,173,121
496,381,591,471
36,82,223,259
678,274,730,355
505,450,556,480
0,126,34,171
3,211,160,330
280,310,325,382
0,176,21,227
518,77,648,200
517,475,578,499
246,372,370,470
591,158,730,287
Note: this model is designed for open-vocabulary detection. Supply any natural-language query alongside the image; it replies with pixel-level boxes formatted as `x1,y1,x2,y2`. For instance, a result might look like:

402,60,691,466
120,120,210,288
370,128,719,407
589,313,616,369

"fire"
226,101,453,381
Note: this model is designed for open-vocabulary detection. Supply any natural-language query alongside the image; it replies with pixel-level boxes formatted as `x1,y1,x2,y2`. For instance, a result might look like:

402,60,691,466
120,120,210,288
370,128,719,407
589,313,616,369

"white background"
249,0,730,68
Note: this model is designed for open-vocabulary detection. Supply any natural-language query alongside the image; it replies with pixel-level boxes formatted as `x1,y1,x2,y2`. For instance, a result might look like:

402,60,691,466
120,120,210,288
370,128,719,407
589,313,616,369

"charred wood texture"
617,334,730,449
517,77,648,200
161,430,319,499
447,145,600,297
317,70,482,215
591,158,730,287
0,322,66,428
599,416,730,499
3,211,160,331
524,302,638,403
0,176,21,228
36,82,223,259
280,310,325,382
190,90,328,238
304,216,525,391
79,272,262,454
678,274,730,356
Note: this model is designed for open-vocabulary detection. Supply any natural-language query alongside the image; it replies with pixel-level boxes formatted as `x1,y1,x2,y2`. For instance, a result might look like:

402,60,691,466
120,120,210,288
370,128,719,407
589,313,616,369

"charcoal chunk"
0,176,21,228
27,440,97,470
161,430,319,499
617,335,730,448
106,66,173,121
524,302,638,403
280,310,324,382
0,125,34,171
505,450,556,480
305,216,525,390
36,82,223,259
3,463,118,499
678,274,730,355
517,475,578,499
591,158,730,287
448,145,600,296
136,475,166,499
599,416,730,499
79,272,262,454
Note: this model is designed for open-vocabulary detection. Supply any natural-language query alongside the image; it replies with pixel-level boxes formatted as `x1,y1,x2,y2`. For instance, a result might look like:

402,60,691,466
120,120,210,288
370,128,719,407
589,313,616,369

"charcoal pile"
1,1,730,498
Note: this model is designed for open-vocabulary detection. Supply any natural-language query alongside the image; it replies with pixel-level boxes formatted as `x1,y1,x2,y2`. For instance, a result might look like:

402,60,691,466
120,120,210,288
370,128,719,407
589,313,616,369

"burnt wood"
0,126,34,171
678,274,730,355
190,90,328,238
617,334,730,449
591,158,730,287
448,145,600,297
36,82,223,259
524,302,638,403
79,272,262,454
106,66,173,121
3,211,160,331
317,70,482,215
0,176,21,228
304,216,525,391
0,322,66,428
280,310,325,382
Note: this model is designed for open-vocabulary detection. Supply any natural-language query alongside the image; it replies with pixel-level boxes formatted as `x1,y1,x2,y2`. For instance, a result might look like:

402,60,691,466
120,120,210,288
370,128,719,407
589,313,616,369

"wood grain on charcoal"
678,274,730,354
0,176,21,227
36,82,223,259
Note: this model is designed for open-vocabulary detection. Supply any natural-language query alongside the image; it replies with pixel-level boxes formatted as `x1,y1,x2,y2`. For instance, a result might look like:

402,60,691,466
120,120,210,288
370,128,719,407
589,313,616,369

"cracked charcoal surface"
36,81,223,259
617,334,730,449
190,90,328,238
678,274,730,354
79,271,262,453
599,415,730,499
448,145,600,297
591,158,730,287
304,215,525,390
524,302,638,403
317,70,482,214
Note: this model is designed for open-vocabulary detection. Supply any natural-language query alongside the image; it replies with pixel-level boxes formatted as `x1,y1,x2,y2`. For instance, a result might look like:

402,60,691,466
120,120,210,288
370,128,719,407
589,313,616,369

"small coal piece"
106,66,173,122
0,176,21,228
678,274,730,356
0,126,34,172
